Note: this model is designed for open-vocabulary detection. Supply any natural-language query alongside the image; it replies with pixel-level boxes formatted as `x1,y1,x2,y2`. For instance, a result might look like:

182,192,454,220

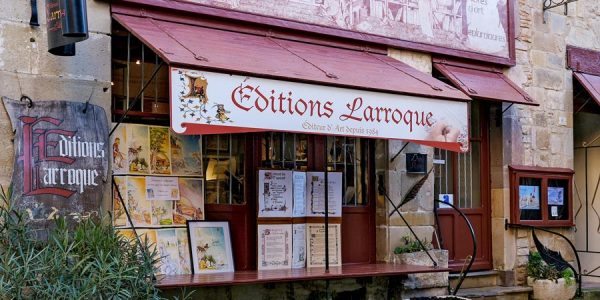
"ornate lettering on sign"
3,98,108,233
170,67,470,152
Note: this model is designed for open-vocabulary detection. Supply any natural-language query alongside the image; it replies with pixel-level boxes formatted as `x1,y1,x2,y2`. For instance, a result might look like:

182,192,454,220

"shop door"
434,102,492,271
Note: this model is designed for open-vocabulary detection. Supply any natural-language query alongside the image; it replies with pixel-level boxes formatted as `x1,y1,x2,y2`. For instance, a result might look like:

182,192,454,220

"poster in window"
174,178,205,224
156,229,183,275
149,126,172,175
305,172,342,217
145,176,180,201
548,187,564,205
258,170,293,218
111,124,128,174
126,177,152,226
170,132,203,176
519,185,540,210
151,201,174,226
306,223,341,267
188,221,234,274
156,228,192,275
293,171,307,217
257,224,293,270
292,223,306,269
176,228,193,274
112,176,128,227
127,124,150,174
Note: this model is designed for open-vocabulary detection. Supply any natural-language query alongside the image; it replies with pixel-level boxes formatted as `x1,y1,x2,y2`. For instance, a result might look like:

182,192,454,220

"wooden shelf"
156,263,450,289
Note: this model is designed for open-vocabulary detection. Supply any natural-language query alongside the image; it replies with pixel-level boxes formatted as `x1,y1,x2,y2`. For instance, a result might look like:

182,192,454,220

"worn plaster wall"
0,1,112,207
495,0,600,285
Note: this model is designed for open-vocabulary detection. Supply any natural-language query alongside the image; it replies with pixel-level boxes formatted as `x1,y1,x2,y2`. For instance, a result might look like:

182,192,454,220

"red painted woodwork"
433,59,538,106
573,72,600,108
110,0,516,66
567,45,600,76
111,13,470,101
436,103,492,272
508,165,575,227
156,263,450,289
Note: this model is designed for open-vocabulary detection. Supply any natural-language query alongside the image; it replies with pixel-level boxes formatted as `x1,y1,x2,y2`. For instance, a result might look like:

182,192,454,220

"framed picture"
187,221,234,274
519,185,540,210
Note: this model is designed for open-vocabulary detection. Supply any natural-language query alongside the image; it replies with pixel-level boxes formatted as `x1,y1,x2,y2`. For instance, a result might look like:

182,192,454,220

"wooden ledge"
156,263,450,289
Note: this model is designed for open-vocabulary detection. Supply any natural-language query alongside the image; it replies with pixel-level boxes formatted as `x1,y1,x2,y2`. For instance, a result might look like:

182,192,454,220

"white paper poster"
293,171,307,217
258,170,294,218
292,223,306,269
258,224,293,270
306,223,341,267
145,176,180,201
306,172,342,217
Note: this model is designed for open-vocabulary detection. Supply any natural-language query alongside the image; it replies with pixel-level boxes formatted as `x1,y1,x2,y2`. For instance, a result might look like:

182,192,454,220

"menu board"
258,170,294,218
257,224,293,270
306,223,341,268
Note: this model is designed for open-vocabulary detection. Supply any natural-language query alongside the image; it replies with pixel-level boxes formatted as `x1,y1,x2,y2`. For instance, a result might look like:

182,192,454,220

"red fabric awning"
573,72,600,108
433,59,538,106
112,11,469,102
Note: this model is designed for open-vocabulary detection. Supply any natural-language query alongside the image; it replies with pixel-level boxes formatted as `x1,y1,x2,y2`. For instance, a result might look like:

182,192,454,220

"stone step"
449,271,499,289
455,286,532,300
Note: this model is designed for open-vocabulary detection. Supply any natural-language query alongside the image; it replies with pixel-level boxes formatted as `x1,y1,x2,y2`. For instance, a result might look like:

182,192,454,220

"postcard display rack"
257,169,343,270
111,123,205,276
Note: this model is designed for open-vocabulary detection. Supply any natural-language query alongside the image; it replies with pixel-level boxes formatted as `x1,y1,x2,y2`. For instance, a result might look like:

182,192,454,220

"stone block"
388,49,432,74
376,226,390,262
491,188,506,218
530,50,546,67
0,22,110,82
533,68,564,91
389,211,434,227
535,128,550,150
393,250,448,289
388,225,435,254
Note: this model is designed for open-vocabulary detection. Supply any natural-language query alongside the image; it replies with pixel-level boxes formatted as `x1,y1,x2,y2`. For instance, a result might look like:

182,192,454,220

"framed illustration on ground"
187,221,234,274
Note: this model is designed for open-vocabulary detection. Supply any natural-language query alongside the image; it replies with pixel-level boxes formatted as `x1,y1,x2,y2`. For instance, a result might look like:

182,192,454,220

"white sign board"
170,68,469,152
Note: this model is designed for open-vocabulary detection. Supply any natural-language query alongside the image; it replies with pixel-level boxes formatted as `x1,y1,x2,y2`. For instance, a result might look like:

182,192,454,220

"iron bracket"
543,0,579,23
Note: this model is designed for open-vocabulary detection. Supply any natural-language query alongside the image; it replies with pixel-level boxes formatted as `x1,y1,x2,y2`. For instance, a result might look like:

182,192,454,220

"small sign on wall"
438,194,454,209
406,153,427,174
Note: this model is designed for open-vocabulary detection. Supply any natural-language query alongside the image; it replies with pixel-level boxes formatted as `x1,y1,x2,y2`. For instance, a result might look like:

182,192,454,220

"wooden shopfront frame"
108,1,476,287
509,165,575,227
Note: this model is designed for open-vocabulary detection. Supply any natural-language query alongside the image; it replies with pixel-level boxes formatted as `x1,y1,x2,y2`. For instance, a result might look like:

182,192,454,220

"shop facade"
1,0,600,298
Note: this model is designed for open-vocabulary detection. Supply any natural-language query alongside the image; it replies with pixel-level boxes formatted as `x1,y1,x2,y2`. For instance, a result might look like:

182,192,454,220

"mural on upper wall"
187,0,510,58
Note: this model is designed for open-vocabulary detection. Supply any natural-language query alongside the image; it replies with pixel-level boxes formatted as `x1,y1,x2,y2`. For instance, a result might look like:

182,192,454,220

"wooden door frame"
436,102,492,271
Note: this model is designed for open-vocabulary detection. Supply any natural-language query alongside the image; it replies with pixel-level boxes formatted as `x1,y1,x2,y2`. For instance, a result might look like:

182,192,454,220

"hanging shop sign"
2,98,108,231
170,67,469,152
45,0,89,56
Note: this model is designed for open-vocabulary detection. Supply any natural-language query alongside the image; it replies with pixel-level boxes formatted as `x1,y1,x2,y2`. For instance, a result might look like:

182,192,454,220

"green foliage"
0,185,192,299
562,268,575,286
527,251,575,285
393,236,432,254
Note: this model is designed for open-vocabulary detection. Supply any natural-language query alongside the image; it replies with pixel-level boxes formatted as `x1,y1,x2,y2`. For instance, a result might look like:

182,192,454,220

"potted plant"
526,251,576,300
393,236,449,289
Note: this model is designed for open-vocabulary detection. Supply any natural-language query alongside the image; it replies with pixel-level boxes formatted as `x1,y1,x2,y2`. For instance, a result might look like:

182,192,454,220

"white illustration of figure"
418,0,435,38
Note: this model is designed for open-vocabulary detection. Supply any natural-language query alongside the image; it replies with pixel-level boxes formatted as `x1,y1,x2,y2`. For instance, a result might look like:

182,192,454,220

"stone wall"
0,1,112,206
496,0,600,285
